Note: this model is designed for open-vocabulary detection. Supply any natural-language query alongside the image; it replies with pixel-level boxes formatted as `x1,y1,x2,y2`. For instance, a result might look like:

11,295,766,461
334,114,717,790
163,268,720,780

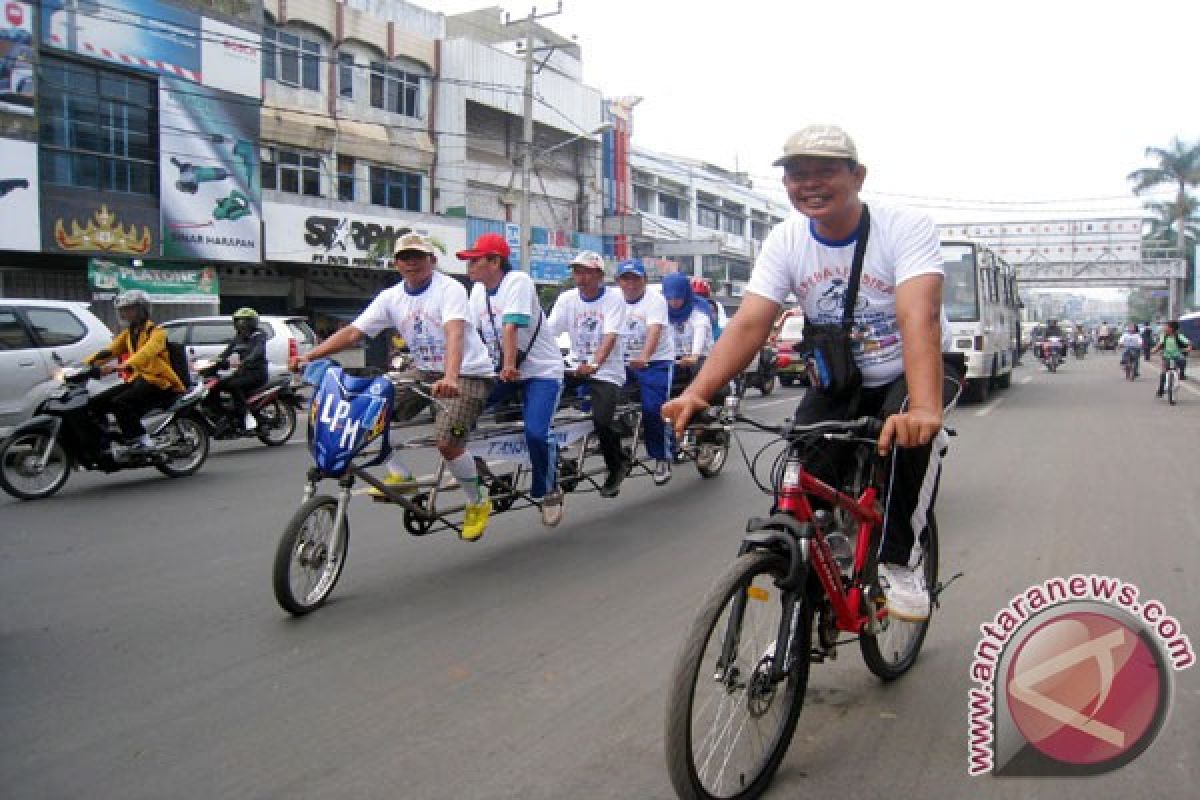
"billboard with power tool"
159,77,260,261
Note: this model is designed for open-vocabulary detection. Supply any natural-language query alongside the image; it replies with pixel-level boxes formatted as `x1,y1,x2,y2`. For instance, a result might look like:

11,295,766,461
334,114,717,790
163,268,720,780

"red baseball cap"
456,232,511,261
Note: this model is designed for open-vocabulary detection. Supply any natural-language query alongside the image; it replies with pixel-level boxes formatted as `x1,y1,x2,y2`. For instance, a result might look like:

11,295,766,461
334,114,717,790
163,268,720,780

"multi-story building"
0,0,263,317
623,146,788,294
436,7,607,284
257,0,466,325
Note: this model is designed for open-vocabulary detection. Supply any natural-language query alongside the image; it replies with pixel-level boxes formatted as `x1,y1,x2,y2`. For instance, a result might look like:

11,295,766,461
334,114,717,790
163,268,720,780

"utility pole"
506,3,562,273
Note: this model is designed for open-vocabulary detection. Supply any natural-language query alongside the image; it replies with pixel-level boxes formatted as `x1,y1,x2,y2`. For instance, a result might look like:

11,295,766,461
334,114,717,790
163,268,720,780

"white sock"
385,453,413,479
446,453,482,504
138,434,152,447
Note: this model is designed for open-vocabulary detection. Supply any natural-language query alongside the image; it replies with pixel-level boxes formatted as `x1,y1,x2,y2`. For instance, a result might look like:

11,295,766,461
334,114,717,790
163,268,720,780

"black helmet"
232,307,259,334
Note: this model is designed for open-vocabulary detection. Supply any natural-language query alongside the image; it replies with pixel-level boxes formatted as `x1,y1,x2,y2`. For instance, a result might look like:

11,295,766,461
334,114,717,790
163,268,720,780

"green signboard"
88,259,219,302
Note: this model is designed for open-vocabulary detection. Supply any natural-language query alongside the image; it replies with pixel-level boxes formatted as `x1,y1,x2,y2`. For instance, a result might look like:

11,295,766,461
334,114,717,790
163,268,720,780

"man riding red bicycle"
663,124,959,624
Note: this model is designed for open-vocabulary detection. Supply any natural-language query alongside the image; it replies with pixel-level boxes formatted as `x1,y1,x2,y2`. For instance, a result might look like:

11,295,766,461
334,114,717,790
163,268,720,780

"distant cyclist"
1118,323,1142,377
1152,320,1192,397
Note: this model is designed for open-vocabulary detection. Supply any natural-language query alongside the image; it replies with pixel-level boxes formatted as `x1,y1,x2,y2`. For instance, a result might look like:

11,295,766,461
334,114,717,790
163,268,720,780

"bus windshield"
942,244,979,321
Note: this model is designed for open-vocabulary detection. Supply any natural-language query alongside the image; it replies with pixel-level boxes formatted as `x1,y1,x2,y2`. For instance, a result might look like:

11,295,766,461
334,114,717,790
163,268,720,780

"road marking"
1021,375,1033,384
975,396,1005,417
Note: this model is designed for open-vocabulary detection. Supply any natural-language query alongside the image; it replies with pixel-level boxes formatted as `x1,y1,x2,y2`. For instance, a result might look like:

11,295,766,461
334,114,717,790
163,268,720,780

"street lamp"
519,121,614,271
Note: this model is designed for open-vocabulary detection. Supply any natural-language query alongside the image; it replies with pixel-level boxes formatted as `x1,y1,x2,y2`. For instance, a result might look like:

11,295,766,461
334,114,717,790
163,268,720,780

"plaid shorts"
421,371,493,447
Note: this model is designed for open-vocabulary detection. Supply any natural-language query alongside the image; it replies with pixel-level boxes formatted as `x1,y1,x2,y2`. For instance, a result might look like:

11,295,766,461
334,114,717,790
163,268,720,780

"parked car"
0,298,115,438
769,309,807,386
160,315,317,381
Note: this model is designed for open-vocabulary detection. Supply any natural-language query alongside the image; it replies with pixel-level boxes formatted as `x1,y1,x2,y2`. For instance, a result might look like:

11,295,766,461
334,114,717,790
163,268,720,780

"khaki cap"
393,232,437,256
773,124,858,166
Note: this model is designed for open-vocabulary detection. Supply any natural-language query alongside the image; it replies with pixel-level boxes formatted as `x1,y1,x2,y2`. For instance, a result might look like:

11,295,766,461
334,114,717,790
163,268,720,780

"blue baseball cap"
616,259,646,278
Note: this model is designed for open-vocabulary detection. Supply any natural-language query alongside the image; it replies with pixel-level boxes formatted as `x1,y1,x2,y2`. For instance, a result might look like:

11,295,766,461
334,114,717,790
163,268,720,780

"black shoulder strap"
841,205,871,330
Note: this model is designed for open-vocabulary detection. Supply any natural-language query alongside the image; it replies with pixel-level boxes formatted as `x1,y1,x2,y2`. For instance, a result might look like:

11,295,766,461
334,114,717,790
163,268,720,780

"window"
264,25,320,91
751,220,770,240
189,321,237,346
634,186,652,213
370,166,421,210
262,148,322,196
38,58,157,194
659,195,682,220
24,308,87,347
338,52,354,99
697,206,720,230
337,155,355,202
722,215,745,236
369,63,421,117
0,310,34,350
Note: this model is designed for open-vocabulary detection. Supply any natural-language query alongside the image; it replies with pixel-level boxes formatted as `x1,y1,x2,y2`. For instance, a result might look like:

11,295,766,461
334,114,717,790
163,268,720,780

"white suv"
160,315,317,380
0,299,115,438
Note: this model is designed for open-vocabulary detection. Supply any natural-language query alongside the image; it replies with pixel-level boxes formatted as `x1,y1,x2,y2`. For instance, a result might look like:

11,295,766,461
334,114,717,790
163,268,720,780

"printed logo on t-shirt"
806,264,899,371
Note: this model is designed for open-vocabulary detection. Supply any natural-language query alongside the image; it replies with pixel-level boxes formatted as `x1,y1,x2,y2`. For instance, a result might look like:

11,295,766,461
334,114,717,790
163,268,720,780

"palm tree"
1128,137,1200,310
1142,197,1200,257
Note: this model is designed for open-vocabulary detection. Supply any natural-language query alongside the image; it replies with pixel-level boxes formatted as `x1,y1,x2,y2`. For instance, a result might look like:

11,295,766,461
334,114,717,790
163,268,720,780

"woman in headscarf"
663,272,714,388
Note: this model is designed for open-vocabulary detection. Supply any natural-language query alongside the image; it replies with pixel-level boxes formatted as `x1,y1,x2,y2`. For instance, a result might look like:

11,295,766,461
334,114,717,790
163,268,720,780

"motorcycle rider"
204,307,269,432
87,289,186,451
1042,318,1065,363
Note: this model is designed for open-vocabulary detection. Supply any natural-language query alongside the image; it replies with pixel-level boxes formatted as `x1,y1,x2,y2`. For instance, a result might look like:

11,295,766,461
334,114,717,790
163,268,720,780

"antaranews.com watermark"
968,573,1194,777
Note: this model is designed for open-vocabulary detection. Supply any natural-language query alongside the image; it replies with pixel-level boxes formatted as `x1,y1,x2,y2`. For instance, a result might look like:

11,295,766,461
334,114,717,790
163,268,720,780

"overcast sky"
433,0,1196,226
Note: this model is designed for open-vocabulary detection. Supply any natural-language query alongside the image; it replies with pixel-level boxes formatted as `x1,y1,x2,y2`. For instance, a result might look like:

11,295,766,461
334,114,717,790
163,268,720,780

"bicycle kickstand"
931,571,964,610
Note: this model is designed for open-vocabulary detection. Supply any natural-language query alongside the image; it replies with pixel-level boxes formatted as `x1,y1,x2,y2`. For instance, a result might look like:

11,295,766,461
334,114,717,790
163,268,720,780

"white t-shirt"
621,290,675,363
547,286,628,386
1118,332,1142,350
671,308,714,357
746,204,950,388
353,271,494,378
469,270,563,382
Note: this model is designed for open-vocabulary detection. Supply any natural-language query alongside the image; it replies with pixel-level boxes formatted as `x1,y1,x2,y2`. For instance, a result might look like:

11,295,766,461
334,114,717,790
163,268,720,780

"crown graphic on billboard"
55,204,153,255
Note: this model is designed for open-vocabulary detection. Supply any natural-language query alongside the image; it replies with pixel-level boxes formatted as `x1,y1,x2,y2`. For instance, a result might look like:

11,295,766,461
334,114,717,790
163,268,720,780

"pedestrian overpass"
938,217,1187,311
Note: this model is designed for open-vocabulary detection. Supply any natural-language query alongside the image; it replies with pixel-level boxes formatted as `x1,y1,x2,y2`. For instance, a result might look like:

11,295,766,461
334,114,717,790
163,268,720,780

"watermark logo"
968,575,1193,776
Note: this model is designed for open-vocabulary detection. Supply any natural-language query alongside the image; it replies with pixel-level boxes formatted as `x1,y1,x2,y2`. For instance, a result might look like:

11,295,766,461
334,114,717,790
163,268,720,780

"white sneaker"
877,563,931,622
540,489,565,528
653,459,672,485
244,412,258,431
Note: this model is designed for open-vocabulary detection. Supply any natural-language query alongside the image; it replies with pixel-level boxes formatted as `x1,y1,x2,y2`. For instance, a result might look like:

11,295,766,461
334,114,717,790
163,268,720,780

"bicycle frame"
720,440,885,686
776,451,884,635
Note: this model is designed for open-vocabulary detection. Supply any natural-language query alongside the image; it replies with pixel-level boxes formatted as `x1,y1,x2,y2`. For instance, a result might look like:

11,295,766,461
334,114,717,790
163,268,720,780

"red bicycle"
664,415,953,800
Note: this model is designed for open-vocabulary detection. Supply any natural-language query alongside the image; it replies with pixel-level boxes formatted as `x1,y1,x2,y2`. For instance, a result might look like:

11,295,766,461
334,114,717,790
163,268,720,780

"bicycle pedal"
808,648,826,664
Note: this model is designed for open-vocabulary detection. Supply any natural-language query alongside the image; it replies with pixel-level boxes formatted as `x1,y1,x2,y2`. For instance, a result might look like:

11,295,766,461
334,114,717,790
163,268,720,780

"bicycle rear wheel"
859,513,939,681
1167,370,1177,405
665,551,810,800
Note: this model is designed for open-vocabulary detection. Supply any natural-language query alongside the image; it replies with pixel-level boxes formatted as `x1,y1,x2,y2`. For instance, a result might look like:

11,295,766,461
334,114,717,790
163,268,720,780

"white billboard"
0,138,39,251
264,202,468,275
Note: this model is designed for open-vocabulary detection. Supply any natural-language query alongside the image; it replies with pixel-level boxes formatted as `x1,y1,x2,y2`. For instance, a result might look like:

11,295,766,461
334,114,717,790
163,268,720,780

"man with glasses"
293,233,497,542
664,124,957,623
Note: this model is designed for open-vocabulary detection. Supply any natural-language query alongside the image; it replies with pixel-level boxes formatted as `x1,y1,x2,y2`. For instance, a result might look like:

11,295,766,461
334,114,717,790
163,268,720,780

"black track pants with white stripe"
792,364,961,566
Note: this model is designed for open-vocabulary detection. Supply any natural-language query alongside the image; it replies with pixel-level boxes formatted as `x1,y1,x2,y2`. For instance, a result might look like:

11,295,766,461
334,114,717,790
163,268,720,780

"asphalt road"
2,354,1197,799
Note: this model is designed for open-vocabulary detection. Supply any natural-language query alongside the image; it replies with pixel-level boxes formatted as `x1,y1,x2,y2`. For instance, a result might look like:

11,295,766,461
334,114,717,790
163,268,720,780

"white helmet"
114,289,151,309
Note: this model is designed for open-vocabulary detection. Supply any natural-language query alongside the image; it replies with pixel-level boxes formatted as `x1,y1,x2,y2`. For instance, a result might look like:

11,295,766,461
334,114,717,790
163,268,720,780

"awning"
261,109,336,152
335,118,434,166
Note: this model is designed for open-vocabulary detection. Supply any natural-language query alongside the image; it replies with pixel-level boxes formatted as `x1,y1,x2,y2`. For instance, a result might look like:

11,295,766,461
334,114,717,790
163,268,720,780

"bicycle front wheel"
665,551,810,800
272,495,349,615
1167,370,1177,405
860,513,939,680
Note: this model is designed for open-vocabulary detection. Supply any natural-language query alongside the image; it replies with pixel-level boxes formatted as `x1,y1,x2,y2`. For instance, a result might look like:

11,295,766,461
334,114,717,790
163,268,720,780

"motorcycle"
0,361,210,500
737,344,778,396
1042,336,1064,372
194,359,300,446
1073,335,1087,359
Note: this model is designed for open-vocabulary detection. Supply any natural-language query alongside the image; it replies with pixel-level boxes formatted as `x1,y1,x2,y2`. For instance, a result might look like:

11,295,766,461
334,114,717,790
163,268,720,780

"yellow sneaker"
460,494,492,542
368,472,416,500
